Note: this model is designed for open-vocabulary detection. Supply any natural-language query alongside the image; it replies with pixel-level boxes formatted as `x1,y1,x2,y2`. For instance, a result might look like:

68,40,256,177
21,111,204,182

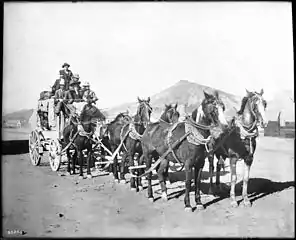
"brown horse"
119,97,153,190
140,91,227,212
207,89,268,207
103,111,133,180
98,111,131,173
60,103,106,179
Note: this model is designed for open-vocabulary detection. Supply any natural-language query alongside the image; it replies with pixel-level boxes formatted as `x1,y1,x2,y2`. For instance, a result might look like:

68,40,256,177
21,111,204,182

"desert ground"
2,129,295,238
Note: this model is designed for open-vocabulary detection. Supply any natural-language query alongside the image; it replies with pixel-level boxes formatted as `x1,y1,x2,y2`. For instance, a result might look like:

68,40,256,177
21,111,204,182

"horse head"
136,97,153,128
113,111,132,125
160,103,180,124
238,89,268,128
200,90,228,127
80,105,106,132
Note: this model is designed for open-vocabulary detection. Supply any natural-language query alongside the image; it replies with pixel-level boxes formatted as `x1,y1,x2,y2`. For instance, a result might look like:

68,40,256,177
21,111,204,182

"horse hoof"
130,187,137,191
66,172,71,176
138,186,144,191
148,197,154,203
196,204,205,211
119,179,126,184
109,173,113,176
230,200,238,208
184,207,192,212
161,193,168,202
243,200,252,207
78,176,84,180
87,174,92,179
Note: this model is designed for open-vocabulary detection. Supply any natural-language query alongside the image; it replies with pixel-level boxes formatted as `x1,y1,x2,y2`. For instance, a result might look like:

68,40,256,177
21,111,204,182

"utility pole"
277,111,281,136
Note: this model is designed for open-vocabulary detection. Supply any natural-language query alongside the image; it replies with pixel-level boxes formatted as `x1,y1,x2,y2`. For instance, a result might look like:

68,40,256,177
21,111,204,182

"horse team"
60,88,268,212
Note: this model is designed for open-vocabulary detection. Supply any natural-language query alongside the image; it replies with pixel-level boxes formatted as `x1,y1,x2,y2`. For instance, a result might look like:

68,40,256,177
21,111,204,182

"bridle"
159,106,179,124
202,99,225,128
244,94,266,130
134,101,152,127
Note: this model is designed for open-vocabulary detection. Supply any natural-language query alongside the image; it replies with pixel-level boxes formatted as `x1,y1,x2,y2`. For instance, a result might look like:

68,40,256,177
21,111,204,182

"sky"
3,2,294,114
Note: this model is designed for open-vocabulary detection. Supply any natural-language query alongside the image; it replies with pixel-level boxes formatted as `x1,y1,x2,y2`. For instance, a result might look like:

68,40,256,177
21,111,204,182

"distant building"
3,119,21,128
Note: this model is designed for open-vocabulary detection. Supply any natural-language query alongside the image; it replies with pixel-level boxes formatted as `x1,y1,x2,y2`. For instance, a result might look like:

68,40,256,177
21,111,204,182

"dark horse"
60,103,106,179
207,89,268,207
119,97,153,190
140,91,228,211
102,111,132,180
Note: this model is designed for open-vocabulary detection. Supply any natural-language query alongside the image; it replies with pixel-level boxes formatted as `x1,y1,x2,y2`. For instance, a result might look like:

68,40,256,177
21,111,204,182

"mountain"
3,109,34,122
3,81,293,127
106,80,242,120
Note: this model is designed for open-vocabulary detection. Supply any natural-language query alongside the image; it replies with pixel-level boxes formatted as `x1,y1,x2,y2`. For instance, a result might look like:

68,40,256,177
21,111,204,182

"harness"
165,119,212,172
129,117,222,178
59,103,101,153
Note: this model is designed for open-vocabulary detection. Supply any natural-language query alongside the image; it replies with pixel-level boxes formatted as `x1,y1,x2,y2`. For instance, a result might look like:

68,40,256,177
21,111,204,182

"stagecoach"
28,98,114,172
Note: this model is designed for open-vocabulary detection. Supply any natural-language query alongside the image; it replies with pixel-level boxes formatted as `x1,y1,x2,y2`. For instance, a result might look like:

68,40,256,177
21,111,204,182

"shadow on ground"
168,169,230,183
166,178,294,208
2,140,29,155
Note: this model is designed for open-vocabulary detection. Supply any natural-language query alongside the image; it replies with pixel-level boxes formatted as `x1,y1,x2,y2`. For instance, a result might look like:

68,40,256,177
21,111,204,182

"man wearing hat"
82,81,98,105
59,62,73,91
64,77,83,104
63,77,84,117
54,78,66,115
52,73,64,95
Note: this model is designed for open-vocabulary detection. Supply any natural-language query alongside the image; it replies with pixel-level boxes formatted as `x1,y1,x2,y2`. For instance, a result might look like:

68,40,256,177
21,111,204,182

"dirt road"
2,136,294,237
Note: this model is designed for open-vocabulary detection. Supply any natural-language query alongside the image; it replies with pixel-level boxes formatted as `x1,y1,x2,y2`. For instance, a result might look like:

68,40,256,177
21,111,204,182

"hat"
83,81,90,87
62,62,70,68
69,79,81,86
60,79,65,85
72,73,80,79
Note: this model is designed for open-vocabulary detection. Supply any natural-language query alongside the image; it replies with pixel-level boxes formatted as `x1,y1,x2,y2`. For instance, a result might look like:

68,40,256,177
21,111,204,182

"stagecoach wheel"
29,130,42,166
48,139,62,172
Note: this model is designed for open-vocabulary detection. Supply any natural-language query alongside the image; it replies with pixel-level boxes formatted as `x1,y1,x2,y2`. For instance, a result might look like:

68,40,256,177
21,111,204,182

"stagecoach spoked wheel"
29,130,42,166
48,139,62,172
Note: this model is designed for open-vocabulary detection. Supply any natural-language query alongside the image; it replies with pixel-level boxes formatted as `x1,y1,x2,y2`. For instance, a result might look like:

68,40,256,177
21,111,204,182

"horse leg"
119,151,127,184
208,154,215,195
67,149,71,174
194,159,205,211
242,139,255,207
145,152,154,202
215,155,222,192
72,150,77,175
229,154,238,207
157,158,169,201
112,144,119,182
184,161,193,212
78,150,84,179
86,146,92,179
129,147,137,191
242,158,252,207
136,153,144,191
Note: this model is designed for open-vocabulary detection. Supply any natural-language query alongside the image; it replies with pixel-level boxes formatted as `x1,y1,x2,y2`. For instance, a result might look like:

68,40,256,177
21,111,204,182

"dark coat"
64,89,83,104
82,89,98,103
54,89,66,104
59,69,73,90
52,79,61,94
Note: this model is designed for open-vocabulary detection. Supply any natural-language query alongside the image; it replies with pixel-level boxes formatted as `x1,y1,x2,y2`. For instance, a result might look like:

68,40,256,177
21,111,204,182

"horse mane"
237,92,255,115
160,104,173,122
80,105,106,122
109,113,125,124
191,108,197,122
